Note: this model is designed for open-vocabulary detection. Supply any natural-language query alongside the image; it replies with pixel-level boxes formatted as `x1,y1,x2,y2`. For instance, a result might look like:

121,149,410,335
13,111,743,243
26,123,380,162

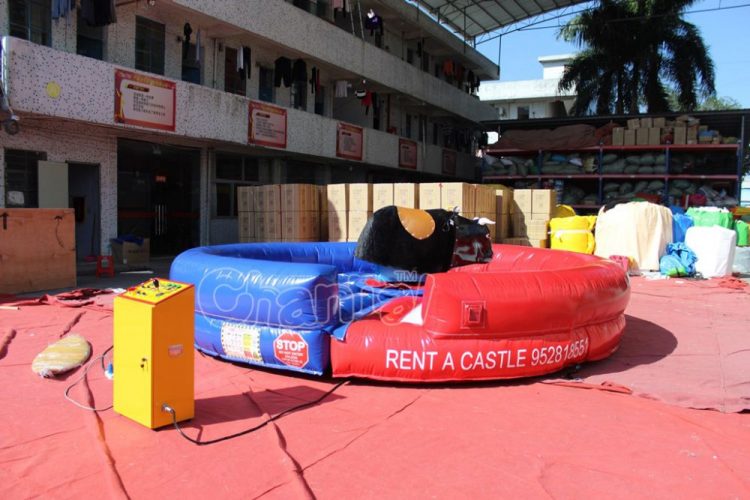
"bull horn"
473,217,496,226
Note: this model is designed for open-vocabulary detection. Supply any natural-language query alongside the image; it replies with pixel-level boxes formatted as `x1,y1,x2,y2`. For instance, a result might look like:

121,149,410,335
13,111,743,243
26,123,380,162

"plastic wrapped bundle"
594,202,673,271
684,226,736,278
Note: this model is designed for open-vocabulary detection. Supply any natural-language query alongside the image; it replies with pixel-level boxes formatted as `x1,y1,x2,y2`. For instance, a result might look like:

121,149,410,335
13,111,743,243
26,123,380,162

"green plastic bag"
736,220,749,247
686,207,734,229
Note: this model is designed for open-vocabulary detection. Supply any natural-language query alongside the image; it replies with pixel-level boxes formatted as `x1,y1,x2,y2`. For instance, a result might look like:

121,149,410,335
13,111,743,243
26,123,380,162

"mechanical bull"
354,206,494,274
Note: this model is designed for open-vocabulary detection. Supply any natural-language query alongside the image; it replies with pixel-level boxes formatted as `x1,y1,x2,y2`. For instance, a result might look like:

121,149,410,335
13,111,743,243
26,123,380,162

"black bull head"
354,206,494,274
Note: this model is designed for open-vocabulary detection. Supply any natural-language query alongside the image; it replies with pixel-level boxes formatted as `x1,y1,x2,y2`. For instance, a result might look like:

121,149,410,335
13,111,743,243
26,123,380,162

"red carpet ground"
1,277,748,498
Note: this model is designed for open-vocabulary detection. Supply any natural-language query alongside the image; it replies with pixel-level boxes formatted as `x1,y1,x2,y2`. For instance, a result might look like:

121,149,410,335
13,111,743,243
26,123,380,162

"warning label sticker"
221,322,262,363
273,331,309,368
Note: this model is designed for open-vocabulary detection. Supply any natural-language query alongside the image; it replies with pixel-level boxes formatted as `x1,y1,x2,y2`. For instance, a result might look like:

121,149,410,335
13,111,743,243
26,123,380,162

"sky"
474,0,750,108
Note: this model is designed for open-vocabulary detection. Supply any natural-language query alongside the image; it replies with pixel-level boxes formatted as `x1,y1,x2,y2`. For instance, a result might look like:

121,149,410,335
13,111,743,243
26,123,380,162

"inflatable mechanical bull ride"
170,205,630,382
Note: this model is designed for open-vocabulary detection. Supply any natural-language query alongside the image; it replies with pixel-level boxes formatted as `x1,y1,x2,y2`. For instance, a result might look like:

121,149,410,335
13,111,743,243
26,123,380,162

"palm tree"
558,0,715,115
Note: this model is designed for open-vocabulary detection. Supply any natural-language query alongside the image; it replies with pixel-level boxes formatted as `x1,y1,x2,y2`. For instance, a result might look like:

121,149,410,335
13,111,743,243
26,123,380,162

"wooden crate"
0,209,76,294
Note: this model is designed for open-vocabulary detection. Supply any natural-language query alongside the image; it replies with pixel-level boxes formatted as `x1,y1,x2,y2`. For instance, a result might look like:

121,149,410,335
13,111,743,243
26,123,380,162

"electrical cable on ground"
64,345,114,412
163,379,350,446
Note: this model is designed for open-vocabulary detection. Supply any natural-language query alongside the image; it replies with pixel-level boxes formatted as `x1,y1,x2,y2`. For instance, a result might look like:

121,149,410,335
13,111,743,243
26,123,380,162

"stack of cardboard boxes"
237,184,320,242
504,188,556,248
611,116,720,146
325,183,373,242
417,182,497,241
487,184,513,243
281,184,319,242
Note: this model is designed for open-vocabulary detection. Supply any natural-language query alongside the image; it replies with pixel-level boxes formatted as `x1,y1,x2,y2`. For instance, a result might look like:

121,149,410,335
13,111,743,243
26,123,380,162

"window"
258,67,274,103
224,47,246,96
406,49,414,64
292,80,307,111
517,106,530,120
314,86,326,116
4,149,46,207
135,17,165,75
181,43,201,84
214,155,259,217
422,51,430,73
405,114,413,139
77,8,104,59
9,0,51,46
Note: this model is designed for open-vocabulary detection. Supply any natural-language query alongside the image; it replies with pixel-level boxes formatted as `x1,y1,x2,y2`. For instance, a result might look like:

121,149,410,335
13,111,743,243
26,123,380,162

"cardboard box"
282,211,319,241
372,184,394,211
489,185,513,214
495,213,510,241
636,128,650,145
327,211,347,242
111,237,150,266
639,117,653,129
648,127,661,145
394,183,419,208
442,182,474,213
254,213,265,240
526,219,549,239
253,185,281,212
237,186,255,213
318,186,329,240
653,117,666,128
624,129,636,146
347,211,372,242
512,189,533,214
511,213,528,236
419,183,442,209
529,239,548,249
474,185,496,213
281,184,319,212
627,118,640,130
673,126,686,145
612,127,625,146
348,183,373,212
326,184,349,212
263,212,282,241
532,189,556,216
238,212,255,241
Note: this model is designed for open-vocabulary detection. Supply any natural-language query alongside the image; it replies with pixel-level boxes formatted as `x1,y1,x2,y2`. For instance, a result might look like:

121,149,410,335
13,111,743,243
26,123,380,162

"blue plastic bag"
672,213,694,243
659,242,697,277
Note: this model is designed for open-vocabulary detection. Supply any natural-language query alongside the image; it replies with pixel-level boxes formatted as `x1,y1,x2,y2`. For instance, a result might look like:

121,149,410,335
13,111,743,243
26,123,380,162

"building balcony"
1,36,477,178
168,0,497,123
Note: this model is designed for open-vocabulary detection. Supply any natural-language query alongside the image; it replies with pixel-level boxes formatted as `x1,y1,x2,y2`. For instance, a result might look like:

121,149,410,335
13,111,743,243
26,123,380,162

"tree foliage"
558,0,716,115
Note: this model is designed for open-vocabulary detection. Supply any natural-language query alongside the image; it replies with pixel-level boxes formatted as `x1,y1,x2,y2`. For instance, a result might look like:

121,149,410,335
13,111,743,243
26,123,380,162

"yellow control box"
113,278,195,429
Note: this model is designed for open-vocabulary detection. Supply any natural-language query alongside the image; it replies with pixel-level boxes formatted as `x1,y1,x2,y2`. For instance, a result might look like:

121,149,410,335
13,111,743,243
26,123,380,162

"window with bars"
4,149,46,208
135,16,165,75
9,0,51,46
224,47,246,96
214,155,259,217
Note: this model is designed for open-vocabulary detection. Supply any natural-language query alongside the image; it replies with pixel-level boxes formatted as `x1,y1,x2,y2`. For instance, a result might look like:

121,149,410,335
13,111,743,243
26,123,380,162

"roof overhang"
411,0,588,39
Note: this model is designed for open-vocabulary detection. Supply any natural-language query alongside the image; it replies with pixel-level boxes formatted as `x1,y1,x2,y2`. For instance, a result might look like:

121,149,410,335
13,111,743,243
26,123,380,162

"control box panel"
121,278,188,304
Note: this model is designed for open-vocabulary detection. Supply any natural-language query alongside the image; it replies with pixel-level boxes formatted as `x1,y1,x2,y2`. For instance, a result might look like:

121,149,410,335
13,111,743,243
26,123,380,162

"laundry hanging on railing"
334,80,351,98
309,67,320,94
52,0,74,20
292,59,308,84
364,9,384,36
333,0,349,18
237,46,252,78
274,57,292,87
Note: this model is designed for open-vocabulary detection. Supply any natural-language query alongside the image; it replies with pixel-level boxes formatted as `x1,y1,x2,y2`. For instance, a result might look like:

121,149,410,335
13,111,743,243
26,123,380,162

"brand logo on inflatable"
273,332,309,368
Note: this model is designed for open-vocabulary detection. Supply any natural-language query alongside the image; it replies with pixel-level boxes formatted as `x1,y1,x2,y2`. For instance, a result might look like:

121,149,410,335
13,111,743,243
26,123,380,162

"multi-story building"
479,53,575,123
0,0,498,256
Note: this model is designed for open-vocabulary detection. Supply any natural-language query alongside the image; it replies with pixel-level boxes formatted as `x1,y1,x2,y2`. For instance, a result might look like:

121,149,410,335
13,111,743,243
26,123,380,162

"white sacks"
732,246,750,274
684,226,737,278
595,202,673,271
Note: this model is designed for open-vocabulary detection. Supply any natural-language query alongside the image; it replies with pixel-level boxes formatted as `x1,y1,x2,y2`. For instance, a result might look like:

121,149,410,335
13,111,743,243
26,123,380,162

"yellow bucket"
550,215,596,254
552,204,576,218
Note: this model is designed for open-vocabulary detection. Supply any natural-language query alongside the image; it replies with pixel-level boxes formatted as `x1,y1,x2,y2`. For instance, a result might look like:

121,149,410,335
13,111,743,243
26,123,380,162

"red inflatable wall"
331,245,630,382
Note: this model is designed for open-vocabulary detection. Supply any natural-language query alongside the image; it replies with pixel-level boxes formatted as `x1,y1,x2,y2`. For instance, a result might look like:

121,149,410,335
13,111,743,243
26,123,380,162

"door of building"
117,139,200,256
68,162,100,261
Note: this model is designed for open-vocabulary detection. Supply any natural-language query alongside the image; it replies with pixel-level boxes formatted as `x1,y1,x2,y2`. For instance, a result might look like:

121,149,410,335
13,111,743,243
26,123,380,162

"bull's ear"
397,207,436,240
474,217,496,226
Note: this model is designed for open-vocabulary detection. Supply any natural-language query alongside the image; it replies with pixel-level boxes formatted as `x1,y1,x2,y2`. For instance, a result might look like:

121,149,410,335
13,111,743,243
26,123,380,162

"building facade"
478,54,575,123
0,0,498,256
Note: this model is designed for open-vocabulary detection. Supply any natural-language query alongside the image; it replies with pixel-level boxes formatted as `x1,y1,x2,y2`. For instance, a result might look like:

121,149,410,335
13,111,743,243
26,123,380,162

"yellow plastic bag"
550,215,596,254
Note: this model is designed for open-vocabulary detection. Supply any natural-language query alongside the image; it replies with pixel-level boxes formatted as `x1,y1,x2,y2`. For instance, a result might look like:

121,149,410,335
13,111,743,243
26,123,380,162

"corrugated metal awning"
412,0,588,39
